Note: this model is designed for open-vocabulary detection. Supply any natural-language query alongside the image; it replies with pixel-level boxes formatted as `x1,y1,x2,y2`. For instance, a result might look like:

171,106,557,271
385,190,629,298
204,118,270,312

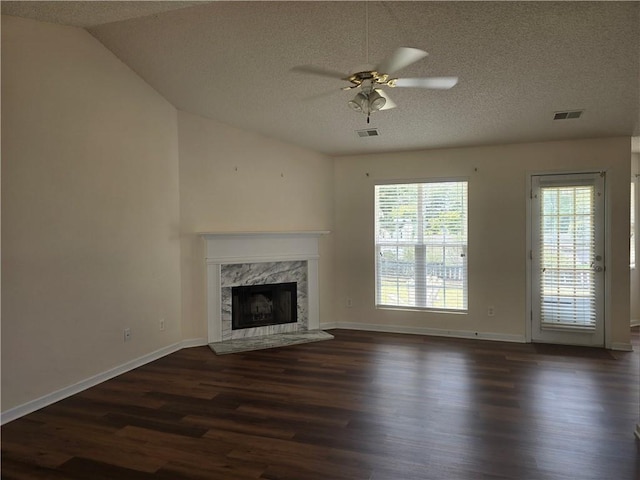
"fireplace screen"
232,282,297,330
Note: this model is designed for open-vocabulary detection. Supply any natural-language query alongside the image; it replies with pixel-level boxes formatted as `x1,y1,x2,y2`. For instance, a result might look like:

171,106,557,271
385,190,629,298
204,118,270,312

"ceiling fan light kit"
292,47,458,123
368,90,387,111
348,92,368,113
348,90,387,116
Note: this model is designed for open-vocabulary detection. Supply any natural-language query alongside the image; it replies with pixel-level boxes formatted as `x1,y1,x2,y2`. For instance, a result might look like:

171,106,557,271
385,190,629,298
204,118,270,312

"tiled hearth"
201,231,329,345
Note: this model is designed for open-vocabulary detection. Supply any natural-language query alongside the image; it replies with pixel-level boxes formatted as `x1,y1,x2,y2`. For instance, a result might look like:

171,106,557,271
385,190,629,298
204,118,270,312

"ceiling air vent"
357,128,380,138
554,110,583,120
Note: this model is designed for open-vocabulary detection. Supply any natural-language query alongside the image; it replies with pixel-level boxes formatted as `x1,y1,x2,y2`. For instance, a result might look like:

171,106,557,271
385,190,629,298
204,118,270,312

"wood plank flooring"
2,328,639,479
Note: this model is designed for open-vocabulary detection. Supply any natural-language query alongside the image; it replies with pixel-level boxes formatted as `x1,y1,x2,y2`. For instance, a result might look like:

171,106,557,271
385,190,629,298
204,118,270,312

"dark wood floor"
2,329,639,480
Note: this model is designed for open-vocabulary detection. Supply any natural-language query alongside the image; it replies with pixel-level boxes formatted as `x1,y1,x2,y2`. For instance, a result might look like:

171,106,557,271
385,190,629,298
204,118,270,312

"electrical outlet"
124,328,131,342
346,297,353,308
487,306,495,317
159,318,166,331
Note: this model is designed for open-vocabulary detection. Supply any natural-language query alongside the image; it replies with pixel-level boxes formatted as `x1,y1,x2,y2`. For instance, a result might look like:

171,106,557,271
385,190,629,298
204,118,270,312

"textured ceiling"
3,1,639,156
0,1,206,27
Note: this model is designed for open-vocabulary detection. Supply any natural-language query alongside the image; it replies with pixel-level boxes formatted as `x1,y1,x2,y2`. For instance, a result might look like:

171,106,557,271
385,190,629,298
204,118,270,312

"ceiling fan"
292,47,458,123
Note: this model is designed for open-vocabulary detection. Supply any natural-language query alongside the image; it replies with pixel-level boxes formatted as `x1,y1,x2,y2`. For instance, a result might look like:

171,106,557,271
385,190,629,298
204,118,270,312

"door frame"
525,169,612,348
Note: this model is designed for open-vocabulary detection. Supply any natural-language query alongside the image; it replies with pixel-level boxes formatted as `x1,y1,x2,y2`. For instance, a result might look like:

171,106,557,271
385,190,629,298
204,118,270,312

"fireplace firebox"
232,282,297,330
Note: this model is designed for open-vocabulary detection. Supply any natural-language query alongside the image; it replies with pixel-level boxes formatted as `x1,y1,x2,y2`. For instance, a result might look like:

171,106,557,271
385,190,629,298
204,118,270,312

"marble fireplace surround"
202,232,329,344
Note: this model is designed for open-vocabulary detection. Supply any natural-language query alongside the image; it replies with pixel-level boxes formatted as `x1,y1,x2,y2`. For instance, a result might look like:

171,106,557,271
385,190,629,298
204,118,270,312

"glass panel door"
531,173,605,346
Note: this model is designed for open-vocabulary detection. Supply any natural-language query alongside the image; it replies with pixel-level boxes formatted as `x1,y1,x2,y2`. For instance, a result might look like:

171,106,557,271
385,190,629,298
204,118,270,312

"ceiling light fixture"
348,89,387,123
348,92,368,113
368,90,386,111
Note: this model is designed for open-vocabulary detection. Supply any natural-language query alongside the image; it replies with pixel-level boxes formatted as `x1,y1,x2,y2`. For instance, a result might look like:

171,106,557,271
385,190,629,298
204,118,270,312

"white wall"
177,111,334,341
1,16,182,411
333,137,631,347
632,153,640,325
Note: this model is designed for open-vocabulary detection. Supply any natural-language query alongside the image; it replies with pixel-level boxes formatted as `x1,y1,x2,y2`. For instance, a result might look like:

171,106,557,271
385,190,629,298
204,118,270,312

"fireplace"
232,282,297,330
201,231,328,343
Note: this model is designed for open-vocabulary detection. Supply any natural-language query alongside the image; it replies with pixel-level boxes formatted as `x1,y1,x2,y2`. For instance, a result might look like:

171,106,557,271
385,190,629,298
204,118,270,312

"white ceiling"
3,1,639,156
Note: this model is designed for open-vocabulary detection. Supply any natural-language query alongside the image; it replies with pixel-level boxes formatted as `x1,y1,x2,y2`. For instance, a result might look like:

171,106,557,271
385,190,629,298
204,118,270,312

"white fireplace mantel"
201,231,329,343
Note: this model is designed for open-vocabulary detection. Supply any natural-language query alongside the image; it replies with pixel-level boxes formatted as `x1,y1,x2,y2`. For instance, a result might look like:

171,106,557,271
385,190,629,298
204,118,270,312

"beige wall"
177,110,334,340
333,137,631,346
1,13,633,418
632,153,640,324
1,17,182,410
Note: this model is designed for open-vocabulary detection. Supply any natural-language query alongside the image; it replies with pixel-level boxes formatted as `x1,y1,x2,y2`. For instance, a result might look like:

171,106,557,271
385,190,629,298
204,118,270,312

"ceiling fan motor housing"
346,71,391,88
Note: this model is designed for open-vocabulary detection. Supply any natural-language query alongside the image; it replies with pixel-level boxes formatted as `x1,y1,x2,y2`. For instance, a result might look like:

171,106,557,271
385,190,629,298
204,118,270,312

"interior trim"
323,322,526,344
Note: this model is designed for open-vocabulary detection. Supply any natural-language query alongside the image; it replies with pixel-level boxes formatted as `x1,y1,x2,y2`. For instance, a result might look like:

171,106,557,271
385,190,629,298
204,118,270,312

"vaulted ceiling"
3,1,639,155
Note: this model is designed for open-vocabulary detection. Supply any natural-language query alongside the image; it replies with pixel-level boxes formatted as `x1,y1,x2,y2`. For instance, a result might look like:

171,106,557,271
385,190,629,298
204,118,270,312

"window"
538,183,597,327
632,177,637,269
375,180,468,311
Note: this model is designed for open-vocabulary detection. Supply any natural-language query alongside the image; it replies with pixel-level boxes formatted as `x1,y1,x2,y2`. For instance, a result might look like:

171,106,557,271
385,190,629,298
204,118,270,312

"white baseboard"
181,337,208,348
319,322,339,330
610,342,634,351
330,322,526,343
325,322,637,349
631,319,640,327
1,338,208,425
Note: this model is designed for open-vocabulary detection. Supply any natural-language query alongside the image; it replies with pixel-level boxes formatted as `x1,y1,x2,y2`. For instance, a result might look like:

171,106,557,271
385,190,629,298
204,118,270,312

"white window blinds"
375,181,468,311
539,185,596,328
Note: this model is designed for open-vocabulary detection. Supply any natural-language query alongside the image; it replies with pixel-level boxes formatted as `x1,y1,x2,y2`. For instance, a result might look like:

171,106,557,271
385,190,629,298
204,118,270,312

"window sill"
376,305,468,315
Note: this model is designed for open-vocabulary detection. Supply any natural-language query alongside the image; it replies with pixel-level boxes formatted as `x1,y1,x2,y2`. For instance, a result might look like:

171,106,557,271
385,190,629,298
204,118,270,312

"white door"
531,173,605,347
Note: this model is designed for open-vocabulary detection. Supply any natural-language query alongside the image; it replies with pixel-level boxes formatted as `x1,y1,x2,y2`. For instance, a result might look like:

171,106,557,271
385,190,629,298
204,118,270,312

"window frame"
374,178,469,313
632,175,638,270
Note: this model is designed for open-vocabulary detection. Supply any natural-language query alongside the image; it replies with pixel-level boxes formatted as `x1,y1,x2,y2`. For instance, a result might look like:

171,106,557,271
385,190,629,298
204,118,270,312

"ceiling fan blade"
302,89,342,102
290,65,349,80
375,89,397,111
376,47,428,75
393,77,459,89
